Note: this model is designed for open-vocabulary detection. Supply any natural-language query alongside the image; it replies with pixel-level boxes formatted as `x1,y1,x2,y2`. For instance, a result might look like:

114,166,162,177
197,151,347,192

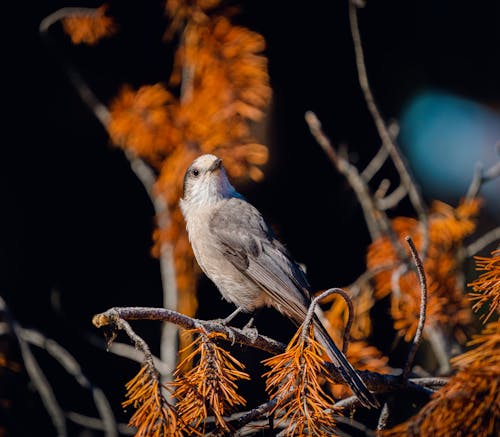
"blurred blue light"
399,89,500,217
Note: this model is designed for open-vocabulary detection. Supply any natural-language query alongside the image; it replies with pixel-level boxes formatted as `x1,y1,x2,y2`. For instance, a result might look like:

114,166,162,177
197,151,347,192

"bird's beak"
208,158,222,172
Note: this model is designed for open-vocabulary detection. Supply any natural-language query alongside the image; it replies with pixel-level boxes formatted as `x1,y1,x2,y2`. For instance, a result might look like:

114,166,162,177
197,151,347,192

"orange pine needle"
62,5,117,46
173,329,249,432
263,325,342,436
468,249,500,322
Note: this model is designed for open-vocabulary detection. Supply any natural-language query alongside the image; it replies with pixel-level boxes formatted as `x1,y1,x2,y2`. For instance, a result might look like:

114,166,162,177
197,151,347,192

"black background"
2,0,500,435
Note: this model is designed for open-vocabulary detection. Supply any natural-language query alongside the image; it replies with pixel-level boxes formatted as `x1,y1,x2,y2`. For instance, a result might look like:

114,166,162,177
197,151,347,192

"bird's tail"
313,315,379,409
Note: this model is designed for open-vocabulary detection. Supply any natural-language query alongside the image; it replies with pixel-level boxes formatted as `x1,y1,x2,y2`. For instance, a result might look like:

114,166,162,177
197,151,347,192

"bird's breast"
185,210,267,311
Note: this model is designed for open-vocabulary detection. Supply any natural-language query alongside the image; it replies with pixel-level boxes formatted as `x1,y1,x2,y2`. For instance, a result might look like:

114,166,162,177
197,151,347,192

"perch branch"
93,306,447,394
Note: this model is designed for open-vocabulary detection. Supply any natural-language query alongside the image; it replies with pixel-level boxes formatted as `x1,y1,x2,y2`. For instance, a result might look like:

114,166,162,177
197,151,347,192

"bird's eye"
191,168,200,177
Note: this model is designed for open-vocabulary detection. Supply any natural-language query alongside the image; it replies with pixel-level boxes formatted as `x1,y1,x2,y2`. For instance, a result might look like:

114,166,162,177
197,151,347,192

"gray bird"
180,153,378,408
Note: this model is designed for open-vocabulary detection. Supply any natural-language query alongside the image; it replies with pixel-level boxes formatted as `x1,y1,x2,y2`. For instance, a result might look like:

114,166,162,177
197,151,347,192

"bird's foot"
242,318,259,341
222,307,243,325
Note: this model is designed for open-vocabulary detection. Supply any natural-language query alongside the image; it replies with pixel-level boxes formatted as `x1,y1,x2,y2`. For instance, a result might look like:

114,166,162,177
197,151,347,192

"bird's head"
181,154,239,209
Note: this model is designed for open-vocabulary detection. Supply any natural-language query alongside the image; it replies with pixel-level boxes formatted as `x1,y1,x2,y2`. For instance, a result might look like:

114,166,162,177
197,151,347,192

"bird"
180,153,378,408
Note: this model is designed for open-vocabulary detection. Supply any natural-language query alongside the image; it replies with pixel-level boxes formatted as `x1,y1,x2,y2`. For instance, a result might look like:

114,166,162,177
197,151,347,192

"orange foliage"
105,1,271,349
64,1,271,338
468,249,500,322
108,85,180,166
123,365,185,437
382,319,500,437
367,199,481,342
173,329,250,433
263,325,342,436
62,5,116,45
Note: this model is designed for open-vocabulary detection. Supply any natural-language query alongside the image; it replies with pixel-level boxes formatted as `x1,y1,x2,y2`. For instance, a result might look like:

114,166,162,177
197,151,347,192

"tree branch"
348,0,429,254
403,237,427,379
40,8,180,381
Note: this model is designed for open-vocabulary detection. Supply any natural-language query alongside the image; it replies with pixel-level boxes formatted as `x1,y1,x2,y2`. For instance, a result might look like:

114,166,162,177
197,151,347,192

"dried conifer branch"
40,8,180,379
93,306,447,396
307,288,354,354
173,327,250,433
403,236,428,379
263,325,340,436
348,0,429,255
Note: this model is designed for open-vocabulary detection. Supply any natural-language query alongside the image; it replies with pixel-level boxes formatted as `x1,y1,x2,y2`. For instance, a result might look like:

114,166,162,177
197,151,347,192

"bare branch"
306,288,354,354
377,184,407,211
0,297,67,436
466,155,500,200
348,0,428,253
40,8,180,381
361,121,399,182
93,307,286,356
362,146,390,182
346,262,399,299
376,402,390,430
66,412,134,435
465,226,500,257
21,328,118,437
403,236,428,379
305,111,388,241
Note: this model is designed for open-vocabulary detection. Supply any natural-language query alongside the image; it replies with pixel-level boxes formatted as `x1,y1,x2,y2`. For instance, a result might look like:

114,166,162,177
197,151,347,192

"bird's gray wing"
209,197,311,322
210,199,380,408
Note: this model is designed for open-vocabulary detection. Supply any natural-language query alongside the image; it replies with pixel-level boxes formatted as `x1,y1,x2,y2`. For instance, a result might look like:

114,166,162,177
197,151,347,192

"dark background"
2,0,500,435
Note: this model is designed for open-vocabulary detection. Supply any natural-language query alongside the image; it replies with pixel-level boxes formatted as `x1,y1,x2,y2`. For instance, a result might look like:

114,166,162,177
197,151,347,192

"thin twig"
376,402,390,430
21,328,118,437
348,0,429,255
302,288,354,354
313,289,354,354
40,8,180,381
403,236,427,379
466,158,500,200
425,326,452,374
66,412,134,435
361,146,389,182
305,111,386,241
465,226,500,257
346,262,399,299
229,399,278,436
0,297,67,436
377,184,407,210
390,263,407,299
